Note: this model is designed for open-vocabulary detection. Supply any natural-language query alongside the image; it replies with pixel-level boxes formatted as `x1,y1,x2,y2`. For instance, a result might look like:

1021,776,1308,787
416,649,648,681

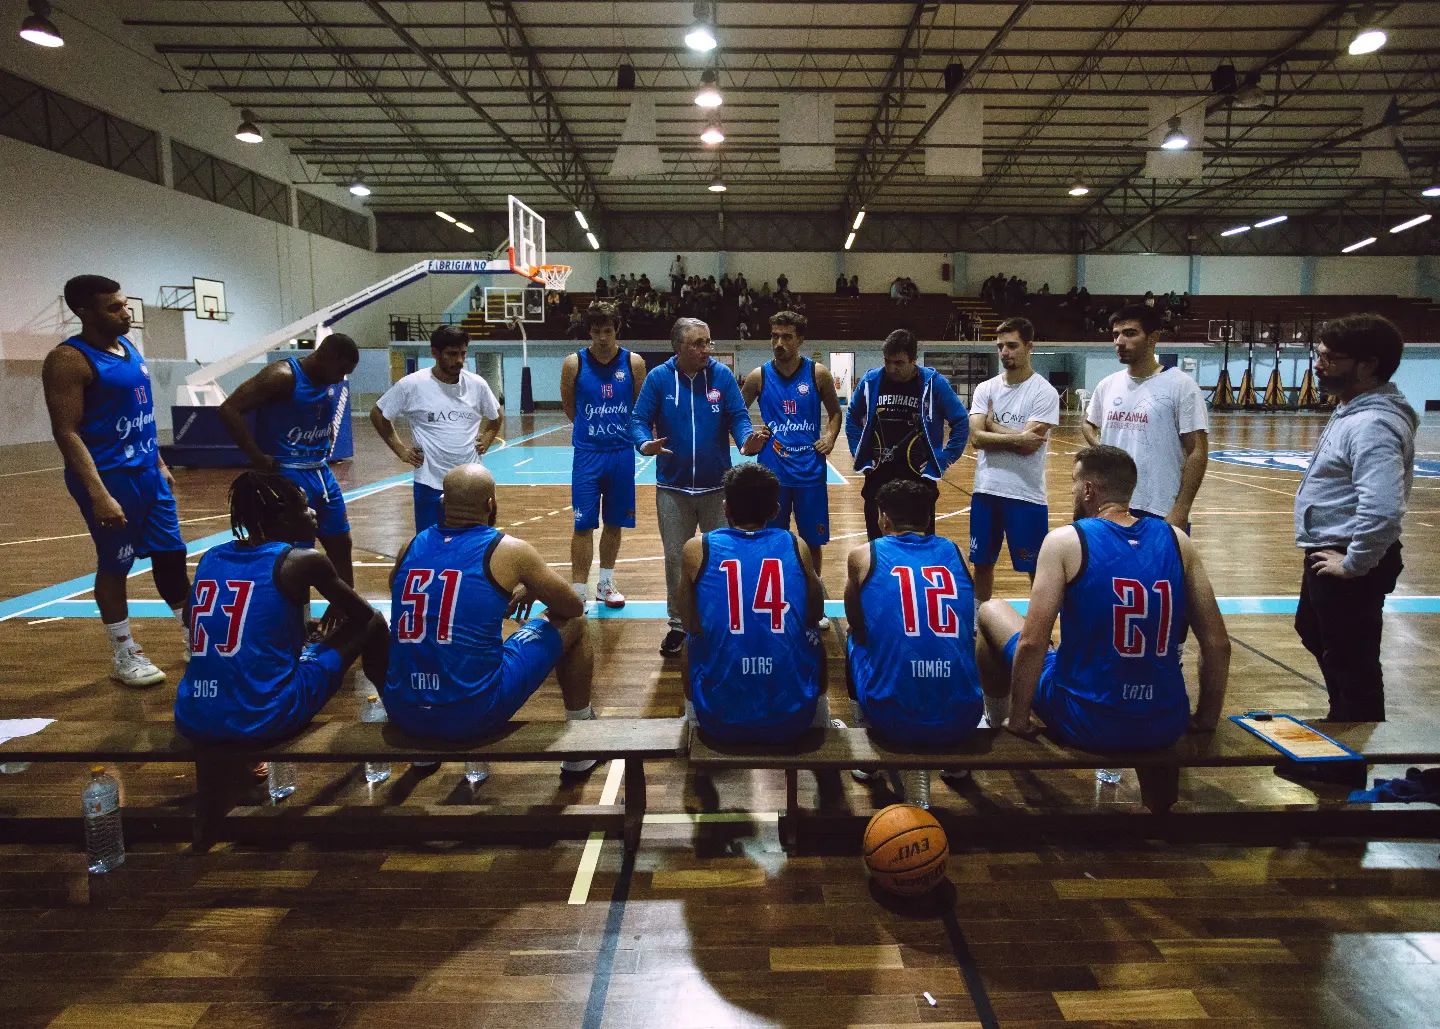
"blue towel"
1347,767,1440,804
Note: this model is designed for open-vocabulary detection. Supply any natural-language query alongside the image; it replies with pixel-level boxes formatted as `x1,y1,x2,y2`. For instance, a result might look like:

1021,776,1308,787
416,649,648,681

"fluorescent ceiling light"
708,177,726,193
1422,185,1440,198
574,210,589,230
586,231,600,250
1067,182,1089,197
348,177,371,197
435,211,456,223
1160,116,1188,150
844,231,856,251
1341,236,1376,253
454,221,475,233
700,124,725,145
1220,225,1250,237
1348,28,1386,56
852,210,866,230
234,109,263,144
1253,214,1288,228
19,1,62,47
1390,213,1432,233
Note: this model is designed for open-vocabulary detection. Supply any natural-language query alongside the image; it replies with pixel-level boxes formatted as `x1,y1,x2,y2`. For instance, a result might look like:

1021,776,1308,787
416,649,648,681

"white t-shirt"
971,372,1061,505
1087,366,1208,517
376,368,501,489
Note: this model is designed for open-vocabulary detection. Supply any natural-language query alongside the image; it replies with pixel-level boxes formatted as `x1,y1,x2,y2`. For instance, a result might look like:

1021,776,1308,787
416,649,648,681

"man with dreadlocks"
175,472,388,743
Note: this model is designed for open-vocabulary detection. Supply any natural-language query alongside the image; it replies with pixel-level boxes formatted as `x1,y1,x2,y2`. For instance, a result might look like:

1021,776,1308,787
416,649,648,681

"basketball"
862,803,949,896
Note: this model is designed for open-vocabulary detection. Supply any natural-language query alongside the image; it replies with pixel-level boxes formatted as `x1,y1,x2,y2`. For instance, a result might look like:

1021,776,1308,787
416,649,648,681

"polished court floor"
2,409,1438,1028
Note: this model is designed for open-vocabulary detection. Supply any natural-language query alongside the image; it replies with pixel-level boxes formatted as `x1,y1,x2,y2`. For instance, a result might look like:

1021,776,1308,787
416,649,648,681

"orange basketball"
862,803,949,896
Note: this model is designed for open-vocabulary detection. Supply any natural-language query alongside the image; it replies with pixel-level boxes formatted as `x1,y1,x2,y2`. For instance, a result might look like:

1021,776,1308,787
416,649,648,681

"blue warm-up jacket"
845,365,969,479
629,356,754,494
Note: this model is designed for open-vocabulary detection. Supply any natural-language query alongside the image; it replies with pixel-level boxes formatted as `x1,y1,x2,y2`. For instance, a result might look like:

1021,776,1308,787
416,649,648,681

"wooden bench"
0,718,687,855
689,720,1440,850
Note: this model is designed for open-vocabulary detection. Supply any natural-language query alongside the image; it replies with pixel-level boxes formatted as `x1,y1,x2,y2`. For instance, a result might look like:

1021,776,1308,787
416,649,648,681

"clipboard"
1229,713,1363,763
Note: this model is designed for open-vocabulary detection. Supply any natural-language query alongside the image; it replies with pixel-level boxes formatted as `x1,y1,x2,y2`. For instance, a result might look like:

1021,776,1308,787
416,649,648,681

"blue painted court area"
485,446,849,487
1212,448,1440,480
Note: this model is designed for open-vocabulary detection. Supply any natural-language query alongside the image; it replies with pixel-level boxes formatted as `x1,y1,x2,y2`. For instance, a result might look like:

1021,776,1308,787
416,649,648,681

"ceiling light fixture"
348,174,371,197
1422,185,1440,198
1220,225,1250,237
852,210,866,230
708,176,727,193
454,221,475,234
586,231,600,250
844,231,856,251
574,210,589,230
1067,182,1090,197
1341,236,1376,253
695,70,722,108
1348,25,1387,56
435,211,456,223
19,0,62,47
234,109,263,144
700,123,725,145
1160,116,1189,150
1390,213,1432,233
1253,214,1288,228
684,2,717,53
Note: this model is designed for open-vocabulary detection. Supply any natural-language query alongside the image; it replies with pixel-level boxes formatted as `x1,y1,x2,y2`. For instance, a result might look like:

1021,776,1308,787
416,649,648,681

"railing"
386,312,464,342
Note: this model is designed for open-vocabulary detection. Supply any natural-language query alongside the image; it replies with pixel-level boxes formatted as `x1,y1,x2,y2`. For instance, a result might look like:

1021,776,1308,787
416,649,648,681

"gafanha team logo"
706,389,721,403
797,382,810,395
614,370,627,382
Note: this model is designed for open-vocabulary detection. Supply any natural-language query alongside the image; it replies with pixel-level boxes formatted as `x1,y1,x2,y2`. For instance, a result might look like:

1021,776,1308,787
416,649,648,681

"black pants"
1294,542,1402,721
862,467,936,540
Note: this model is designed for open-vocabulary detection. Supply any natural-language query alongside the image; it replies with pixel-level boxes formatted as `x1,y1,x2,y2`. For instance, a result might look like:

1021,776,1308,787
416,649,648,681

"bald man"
381,464,596,775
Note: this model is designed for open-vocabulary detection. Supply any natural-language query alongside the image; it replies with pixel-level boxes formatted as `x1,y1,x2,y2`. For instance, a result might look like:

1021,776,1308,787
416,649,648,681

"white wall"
1083,254,1190,295
1312,256,1422,296
1197,256,1302,295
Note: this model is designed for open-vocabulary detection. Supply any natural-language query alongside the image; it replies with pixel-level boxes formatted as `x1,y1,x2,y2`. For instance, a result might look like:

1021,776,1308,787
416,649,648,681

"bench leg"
1137,765,1180,815
622,759,646,856
192,758,230,853
781,768,799,853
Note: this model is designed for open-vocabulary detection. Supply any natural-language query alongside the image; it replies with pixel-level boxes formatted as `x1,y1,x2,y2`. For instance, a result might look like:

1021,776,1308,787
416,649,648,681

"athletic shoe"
832,719,878,782
595,582,626,609
817,616,832,630
659,628,685,656
940,769,972,786
561,757,598,774
112,647,165,688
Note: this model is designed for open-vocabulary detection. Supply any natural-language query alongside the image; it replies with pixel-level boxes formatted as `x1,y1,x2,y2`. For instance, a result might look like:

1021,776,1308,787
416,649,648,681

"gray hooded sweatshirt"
1294,382,1418,576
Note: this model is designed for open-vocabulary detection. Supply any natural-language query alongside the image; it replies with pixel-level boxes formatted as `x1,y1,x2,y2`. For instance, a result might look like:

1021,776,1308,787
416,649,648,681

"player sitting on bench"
680,462,826,743
977,445,1230,750
382,464,597,776
175,472,388,743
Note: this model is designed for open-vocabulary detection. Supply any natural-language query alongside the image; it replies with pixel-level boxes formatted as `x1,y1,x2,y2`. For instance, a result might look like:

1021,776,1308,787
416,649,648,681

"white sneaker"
832,718,877,781
112,646,165,687
817,616,832,630
561,758,598,774
595,581,626,609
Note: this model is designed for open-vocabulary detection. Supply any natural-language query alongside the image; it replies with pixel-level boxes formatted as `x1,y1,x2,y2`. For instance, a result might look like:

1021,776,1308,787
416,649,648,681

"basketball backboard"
483,285,546,324
194,277,228,321
507,195,546,281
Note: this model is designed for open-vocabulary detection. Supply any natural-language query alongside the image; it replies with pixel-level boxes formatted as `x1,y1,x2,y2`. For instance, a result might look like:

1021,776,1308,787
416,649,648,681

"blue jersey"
176,540,306,737
851,533,981,734
254,357,343,469
758,358,826,486
688,527,820,742
1055,517,1190,719
61,335,157,472
572,347,635,451
384,523,513,710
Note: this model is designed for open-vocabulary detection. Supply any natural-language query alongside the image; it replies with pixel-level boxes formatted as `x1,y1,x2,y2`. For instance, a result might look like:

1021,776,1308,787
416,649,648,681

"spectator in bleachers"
759,280,772,299
1037,283,1050,296
777,273,789,295
670,255,685,295
595,277,608,298
849,274,859,296
836,274,847,294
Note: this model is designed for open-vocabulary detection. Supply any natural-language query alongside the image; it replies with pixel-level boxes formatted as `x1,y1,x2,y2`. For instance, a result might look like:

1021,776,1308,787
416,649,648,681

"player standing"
370,324,503,532
43,275,190,686
741,311,842,627
219,334,359,586
967,317,1060,602
560,302,646,608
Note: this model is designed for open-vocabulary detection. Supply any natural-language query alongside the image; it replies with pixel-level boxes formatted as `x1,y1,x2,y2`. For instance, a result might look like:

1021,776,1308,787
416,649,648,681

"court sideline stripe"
1230,634,1325,690
939,899,1001,1029
568,757,626,905
580,846,635,1029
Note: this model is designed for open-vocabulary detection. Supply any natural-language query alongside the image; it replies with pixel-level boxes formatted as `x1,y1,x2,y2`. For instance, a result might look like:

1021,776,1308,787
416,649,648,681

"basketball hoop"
534,263,572,292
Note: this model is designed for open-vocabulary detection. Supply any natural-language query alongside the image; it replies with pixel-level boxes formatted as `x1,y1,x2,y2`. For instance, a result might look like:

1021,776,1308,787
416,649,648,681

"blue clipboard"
1229,712,1363,763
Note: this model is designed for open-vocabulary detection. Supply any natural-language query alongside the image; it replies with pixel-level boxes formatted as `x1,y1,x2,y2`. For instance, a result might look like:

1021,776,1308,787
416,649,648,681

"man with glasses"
1294,314,1416,721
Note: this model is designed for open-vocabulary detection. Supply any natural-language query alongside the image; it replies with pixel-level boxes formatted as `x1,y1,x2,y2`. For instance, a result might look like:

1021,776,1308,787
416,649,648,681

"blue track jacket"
845,365,969,479
630,356,754,493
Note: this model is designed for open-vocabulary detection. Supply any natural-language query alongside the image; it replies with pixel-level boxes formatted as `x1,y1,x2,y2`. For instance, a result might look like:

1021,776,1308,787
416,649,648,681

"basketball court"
3,2,1440,1027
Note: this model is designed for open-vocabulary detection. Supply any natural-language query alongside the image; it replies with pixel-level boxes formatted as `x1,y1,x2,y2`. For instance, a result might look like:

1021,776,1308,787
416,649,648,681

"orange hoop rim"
533,263,573,291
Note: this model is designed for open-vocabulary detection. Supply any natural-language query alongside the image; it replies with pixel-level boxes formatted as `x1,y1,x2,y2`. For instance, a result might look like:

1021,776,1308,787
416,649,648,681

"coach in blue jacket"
632,317,769,656
846,328,969,539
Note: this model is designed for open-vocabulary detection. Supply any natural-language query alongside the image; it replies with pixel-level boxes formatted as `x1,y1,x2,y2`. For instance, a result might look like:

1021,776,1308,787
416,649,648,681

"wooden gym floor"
2,410,1439,1028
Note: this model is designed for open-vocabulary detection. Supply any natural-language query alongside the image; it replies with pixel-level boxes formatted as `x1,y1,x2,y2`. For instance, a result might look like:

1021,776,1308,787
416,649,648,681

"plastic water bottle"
1097,768,1124,786
361,695,391,784
82,765,125,873
464,761,490,785
267,762,296,801
903,769,932,810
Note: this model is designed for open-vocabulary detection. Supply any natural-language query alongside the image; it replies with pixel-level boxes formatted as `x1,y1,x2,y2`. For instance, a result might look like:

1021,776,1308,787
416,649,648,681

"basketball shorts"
66,463,185,574
847,638,983,746
280,465,349,538
1002,633,1186,752
386,618,563,741
572,447,636,531
175,642,346,743
769,483,830,547
969,492,1048,572
413,482,444,533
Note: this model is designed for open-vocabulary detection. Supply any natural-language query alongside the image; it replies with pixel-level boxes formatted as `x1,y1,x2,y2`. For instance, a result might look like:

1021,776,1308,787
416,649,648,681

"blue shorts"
386,618,564,741
65,463,185,574
572,448,636,532
847,638,983,746
176,642,346,744
969,492,1047,572
769,483,830,547
1002,633,1185,752
413,482,443,533
280,465,349,538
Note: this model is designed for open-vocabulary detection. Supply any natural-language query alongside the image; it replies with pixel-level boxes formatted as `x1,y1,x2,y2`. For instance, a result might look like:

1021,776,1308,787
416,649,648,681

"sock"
104,619,135,655
597,567,615,589
572,582,589,603
983,693,1011,727
171,606,186,626
565,705,595,721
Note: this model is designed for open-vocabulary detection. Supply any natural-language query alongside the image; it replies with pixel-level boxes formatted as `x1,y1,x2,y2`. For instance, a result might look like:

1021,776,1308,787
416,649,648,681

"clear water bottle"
1096,768,1124,786
267,762,297,801
82,765,125,873
464,761,490,785
0,762,31,774
361,695,391,784
903,769,932,810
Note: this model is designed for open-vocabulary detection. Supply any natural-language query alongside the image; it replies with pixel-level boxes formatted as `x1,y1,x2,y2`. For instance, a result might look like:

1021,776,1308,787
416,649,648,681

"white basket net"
535,264,573,292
